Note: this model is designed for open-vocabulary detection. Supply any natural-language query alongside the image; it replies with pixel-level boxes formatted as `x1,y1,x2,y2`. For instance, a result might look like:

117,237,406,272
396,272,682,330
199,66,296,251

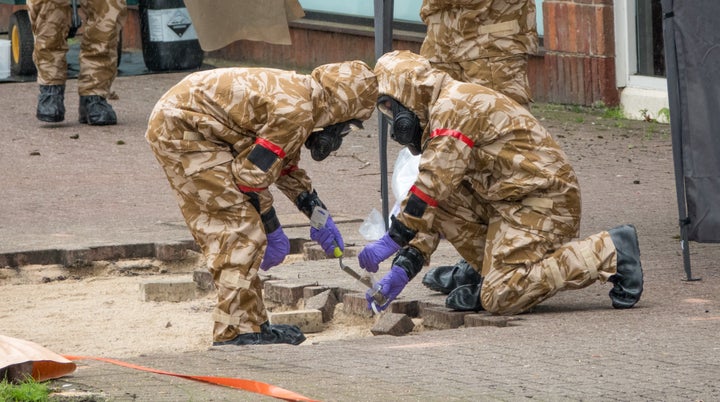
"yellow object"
333,247,343,258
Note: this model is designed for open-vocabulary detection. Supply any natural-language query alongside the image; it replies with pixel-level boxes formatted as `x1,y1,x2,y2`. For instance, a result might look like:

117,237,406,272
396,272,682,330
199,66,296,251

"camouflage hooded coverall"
27,0,127,97
419,0,538,106
145,62,377,342
376,51,619,315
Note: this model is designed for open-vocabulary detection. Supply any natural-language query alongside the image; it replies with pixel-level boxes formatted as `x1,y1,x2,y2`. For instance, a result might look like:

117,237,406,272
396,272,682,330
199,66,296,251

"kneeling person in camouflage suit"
146,61,377,345
358,51,642,315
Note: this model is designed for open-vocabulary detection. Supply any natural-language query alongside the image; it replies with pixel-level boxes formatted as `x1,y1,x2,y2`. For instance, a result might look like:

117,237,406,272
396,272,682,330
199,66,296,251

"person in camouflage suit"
146,61,378,345
419,0,538,107
28,0,127,125
358,51,643,315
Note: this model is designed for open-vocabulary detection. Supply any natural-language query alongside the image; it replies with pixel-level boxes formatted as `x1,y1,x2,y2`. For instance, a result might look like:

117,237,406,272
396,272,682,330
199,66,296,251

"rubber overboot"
36,85,65,122
445,282,484,311
212,322,306,346
422,258,482,294
79,95,117,125
607,224,643,309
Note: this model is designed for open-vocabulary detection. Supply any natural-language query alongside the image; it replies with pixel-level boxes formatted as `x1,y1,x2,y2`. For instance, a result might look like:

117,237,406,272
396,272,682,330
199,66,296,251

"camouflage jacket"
149,61,377,212
375,51,580,262
420,0,539,62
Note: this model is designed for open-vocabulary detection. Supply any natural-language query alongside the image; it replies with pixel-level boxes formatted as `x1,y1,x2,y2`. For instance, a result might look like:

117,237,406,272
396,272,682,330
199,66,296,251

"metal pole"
662,0,699,281
374,0,393,229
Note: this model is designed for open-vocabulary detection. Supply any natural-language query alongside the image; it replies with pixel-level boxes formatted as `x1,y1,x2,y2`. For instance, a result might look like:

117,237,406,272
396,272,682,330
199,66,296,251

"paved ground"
2,64,720,401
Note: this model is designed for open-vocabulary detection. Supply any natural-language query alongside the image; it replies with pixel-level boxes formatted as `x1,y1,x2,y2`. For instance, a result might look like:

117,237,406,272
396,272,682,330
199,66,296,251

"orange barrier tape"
63,355,319,402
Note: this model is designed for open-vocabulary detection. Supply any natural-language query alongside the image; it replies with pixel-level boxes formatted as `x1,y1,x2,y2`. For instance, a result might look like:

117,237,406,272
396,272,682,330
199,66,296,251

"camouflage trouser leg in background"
27,0,127,96
146,111,268,343
480,216,618,315
28,0,71,85
432,54,532,107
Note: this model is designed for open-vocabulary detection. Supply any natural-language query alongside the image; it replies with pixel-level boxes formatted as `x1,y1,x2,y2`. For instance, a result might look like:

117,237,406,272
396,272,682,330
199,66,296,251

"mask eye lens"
377,100,394,120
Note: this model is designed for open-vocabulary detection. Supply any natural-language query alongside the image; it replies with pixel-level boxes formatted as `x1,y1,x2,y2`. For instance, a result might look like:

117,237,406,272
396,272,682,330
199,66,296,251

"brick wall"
542,0,619,106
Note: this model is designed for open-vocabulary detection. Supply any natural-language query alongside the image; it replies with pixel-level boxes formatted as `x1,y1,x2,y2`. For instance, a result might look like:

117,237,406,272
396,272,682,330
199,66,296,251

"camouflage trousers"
434,187,617,315
432,54,532,107
146,109,268,343
27,0,127,96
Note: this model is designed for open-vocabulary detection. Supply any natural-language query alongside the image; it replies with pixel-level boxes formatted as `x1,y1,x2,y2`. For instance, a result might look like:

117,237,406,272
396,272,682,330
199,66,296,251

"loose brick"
193,269,215,291
303,243,358,260
269,309,324,333
154,242,189,262
264,281,313,305
371,313,414,336
387,300,419,318
342,293,373,318
420,306,472,329
140,279,197,302
61,248,91,267
305,289,338,322
303,285,329,299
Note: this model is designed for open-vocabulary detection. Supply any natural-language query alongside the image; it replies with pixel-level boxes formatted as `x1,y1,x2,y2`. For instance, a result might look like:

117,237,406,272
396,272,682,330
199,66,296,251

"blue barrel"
139,0,204,71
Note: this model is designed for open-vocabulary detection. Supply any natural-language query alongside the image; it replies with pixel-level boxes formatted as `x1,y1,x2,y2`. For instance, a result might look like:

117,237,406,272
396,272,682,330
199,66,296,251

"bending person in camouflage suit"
146,61,378,345
419,0,538,107
28,0,127,125
358,51,643,314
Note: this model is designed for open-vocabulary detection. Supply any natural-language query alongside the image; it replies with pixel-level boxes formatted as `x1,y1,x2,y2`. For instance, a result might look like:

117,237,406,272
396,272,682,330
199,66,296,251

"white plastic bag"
358,148,421,240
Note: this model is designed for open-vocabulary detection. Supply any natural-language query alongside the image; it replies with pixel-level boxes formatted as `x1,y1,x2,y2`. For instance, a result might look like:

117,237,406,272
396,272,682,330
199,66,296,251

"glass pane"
636,0,665,77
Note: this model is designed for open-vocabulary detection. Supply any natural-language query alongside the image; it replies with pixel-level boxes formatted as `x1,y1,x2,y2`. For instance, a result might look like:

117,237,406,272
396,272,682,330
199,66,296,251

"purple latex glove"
310,215,344,256
365,265,409,311
260,226,290,271
358,233,401,273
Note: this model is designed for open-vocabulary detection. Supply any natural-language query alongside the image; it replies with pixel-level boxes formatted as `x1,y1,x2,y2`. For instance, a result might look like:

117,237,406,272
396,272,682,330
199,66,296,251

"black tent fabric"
663,0,720,278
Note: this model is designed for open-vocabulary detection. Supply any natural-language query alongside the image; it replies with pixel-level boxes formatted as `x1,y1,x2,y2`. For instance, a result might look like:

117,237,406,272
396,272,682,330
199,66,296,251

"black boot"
422,258,482,294
212,322,306,346
607,224,643,309
445,282,484,311
79,95,117,125
36,85,65,122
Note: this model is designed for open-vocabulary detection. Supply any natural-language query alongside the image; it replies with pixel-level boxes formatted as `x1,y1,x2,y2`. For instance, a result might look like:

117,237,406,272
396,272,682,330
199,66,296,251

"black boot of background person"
445,282,484,311
212,322,306,346
79,95,117,125
607,224,644,309
422,258,482,294
36,85,65,122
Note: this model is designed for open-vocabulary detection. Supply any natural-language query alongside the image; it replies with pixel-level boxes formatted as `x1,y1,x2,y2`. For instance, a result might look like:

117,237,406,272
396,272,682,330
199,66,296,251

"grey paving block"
264,281,314,305
140,278,197,302
371,312,415,336
192,268,215,291
464,313,515,327
420,306,472,329
269,309,324,333
342,293,373,318
387,299,420,317
303,285,329,299
305,289,338,322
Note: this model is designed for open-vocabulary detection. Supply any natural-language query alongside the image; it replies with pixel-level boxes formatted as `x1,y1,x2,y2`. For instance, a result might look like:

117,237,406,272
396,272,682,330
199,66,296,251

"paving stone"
303,285,329,299
304,289,338,322
269,309,324,333
464,313,514,328
264,281,314,305
420,306,472,329
61,248,92,267
371,312,414,336
140,279,197,302
342,293,373,318
154,242,190,261
303,243,359,260
387,299,420,318
193,269,215,291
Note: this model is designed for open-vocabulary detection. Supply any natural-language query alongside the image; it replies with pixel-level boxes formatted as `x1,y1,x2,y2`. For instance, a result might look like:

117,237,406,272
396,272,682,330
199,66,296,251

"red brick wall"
542,0,619,106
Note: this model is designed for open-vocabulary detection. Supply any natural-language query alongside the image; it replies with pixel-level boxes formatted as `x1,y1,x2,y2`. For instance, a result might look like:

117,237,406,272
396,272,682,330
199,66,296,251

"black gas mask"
377,95,423,155
305,119,363,161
